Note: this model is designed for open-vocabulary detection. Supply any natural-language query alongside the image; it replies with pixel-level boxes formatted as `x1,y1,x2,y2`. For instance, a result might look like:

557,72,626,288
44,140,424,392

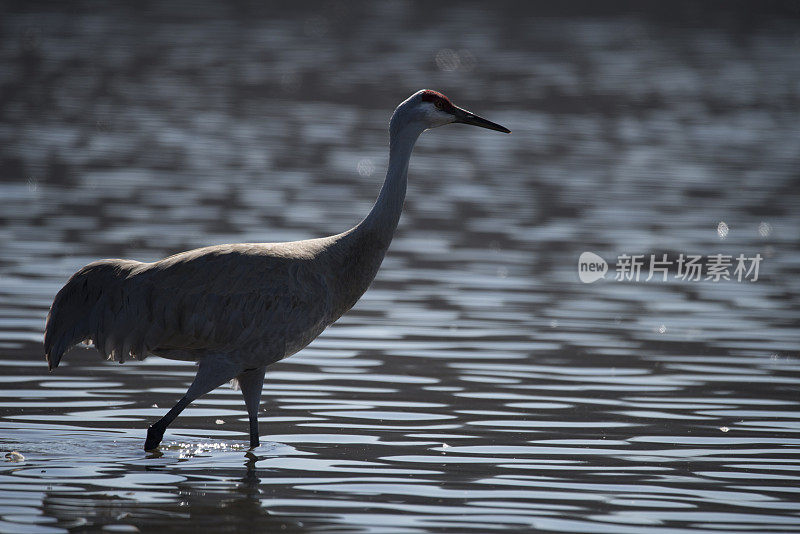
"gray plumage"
43,89,509,450
45,237,378,369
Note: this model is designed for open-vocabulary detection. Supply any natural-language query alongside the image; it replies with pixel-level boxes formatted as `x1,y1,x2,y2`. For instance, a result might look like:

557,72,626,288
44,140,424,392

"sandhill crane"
44,90,510,451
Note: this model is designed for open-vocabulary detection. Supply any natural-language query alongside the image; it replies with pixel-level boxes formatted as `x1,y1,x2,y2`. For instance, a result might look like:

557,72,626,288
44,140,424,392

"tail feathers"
44,293,89,371
44,259,142,371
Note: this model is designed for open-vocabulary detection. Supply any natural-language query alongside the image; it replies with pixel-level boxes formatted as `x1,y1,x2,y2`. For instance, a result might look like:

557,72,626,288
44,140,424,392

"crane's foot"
144,425,165,451
249,436,260,450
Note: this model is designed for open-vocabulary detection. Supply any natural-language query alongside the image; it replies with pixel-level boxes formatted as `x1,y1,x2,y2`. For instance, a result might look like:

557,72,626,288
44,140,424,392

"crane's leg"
144,354,241,451
236,366,267,449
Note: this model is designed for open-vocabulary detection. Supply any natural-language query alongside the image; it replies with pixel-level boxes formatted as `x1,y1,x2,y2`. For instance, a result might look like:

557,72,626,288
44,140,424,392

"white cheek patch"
423,104,454,127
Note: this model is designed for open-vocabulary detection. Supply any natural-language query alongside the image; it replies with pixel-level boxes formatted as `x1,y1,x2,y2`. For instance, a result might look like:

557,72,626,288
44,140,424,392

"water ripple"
1,3,799,533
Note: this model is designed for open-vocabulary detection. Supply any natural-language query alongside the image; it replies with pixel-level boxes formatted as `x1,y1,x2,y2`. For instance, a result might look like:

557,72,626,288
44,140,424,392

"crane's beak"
454,106,510,133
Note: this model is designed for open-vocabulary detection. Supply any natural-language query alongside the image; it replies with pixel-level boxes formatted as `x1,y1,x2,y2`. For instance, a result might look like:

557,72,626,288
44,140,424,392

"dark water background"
1,2,799,532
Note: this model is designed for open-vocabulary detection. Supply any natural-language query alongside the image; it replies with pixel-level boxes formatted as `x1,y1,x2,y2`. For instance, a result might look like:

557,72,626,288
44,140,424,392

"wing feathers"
44,259,141,370
44,246,332,369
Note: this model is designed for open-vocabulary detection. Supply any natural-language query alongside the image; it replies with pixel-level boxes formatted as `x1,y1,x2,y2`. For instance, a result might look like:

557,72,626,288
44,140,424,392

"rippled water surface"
1,3,799,533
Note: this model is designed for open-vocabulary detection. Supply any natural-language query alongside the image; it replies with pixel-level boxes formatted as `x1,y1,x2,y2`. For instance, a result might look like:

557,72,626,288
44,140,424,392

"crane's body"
46,232,383,370
44,90,509,450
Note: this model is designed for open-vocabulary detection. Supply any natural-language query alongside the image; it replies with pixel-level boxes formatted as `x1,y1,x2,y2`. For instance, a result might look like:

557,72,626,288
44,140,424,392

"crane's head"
392,89,510,134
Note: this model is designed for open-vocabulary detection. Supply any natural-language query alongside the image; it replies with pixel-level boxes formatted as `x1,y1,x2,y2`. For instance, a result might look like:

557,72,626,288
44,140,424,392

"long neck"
355,121,423,239
322,120,423,321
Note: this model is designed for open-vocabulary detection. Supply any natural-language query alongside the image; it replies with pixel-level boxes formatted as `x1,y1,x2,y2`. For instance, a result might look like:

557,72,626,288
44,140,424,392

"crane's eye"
434,99,445,110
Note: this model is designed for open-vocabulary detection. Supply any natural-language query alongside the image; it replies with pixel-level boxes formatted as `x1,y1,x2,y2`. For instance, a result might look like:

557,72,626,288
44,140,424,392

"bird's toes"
144,425,165,451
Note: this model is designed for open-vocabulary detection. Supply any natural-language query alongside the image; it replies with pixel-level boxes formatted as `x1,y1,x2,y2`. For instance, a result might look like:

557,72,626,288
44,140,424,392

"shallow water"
1,3,800,533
